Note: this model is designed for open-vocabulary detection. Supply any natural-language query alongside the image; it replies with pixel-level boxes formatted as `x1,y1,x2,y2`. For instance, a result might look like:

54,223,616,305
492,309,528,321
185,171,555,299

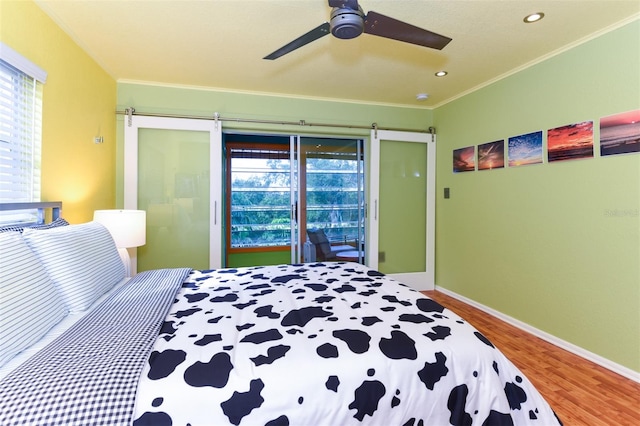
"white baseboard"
434,286,640,384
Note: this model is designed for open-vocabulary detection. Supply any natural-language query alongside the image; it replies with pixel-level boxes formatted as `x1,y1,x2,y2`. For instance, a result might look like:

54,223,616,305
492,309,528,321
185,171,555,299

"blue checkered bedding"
0,268,191,426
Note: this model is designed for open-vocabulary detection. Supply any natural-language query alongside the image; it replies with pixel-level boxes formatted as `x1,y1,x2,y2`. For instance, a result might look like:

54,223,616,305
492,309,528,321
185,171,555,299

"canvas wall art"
600,109,640,156
453,146,475,173
478,140,505,170
547,121,593,162
508,131,543,167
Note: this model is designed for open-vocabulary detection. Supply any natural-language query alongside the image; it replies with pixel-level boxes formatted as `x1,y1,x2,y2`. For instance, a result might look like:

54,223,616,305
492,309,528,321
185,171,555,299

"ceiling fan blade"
264,22,331,60
364,11,452,50
328,0,359,9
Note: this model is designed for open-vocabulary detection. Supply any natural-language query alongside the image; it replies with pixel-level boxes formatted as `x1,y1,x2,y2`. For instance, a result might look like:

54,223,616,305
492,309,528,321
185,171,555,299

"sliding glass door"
224,133,365,266
225,135,295,266
299,137,365,263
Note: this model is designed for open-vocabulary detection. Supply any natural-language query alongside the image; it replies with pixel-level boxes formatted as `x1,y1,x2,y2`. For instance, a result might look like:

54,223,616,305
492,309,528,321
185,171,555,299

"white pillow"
0,232,68,367
22,221,126,312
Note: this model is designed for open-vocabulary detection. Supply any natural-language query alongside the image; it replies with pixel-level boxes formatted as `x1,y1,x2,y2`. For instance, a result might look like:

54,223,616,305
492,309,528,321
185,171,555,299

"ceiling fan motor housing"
330,7,364,39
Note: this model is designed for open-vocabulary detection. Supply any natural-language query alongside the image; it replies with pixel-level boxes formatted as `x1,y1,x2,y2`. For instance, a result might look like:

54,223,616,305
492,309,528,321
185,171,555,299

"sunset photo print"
453,146,475,173
600,109,640,156
508,131,543,167
547,121,594,162
478,140,505,170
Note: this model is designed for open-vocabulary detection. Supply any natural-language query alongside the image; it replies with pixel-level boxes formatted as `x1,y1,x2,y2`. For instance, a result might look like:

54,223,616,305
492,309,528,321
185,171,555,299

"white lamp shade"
93,210,146,248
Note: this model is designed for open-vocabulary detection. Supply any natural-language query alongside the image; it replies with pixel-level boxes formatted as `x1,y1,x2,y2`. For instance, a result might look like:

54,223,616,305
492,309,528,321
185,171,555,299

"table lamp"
93,209,146,277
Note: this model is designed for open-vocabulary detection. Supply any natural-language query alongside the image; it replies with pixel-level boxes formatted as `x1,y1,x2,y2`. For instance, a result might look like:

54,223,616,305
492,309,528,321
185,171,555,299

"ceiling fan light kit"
264,0,452,60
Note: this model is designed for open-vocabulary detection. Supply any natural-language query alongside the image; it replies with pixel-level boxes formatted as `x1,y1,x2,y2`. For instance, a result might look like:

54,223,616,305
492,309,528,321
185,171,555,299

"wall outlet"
378,251,385,262
444,187,450,199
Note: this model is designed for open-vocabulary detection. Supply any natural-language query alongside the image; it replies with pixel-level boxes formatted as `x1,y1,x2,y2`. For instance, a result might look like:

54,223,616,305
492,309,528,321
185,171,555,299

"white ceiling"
35,0,640,108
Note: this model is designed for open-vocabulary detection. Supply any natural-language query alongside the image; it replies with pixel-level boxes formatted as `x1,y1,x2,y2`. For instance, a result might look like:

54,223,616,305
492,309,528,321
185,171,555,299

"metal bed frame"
0,201,62,224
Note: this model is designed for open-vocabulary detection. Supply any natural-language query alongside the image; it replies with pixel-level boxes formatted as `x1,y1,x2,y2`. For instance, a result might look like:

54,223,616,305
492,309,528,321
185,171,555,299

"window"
226,141,292,249
225,135,364,253
0,43,46,224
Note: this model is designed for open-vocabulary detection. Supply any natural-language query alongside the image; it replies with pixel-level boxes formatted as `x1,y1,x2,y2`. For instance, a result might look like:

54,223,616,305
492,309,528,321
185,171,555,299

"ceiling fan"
264,0,452,60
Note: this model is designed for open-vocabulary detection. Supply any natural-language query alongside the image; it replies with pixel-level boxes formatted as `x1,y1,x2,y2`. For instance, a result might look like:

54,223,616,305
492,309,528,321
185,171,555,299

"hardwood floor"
422,290,640,426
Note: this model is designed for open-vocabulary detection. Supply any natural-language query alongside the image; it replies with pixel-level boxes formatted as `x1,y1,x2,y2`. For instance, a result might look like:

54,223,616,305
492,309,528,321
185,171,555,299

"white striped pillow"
22,222,126,312
0,232,68,367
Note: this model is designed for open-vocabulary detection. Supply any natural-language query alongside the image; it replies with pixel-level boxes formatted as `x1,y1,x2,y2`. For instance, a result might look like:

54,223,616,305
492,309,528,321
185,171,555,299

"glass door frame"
124,115,223,269
291,135,299,264
369,129,436,290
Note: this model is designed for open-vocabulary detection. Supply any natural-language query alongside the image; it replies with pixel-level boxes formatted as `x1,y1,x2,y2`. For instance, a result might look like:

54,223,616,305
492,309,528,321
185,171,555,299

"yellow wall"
0,0,117,223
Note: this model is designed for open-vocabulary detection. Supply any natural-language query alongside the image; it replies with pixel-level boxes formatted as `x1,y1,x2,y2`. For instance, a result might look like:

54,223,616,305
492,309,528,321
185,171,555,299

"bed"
0,203,561,425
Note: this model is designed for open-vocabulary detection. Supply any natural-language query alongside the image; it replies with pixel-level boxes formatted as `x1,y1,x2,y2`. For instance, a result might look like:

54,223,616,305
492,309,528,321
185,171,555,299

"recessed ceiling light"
524,12,545,23
416,93,429,101
435,71,448,77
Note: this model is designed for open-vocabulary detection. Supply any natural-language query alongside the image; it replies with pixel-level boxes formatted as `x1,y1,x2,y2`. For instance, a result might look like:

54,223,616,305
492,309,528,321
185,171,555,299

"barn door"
369,130,435,290
124,115,222,272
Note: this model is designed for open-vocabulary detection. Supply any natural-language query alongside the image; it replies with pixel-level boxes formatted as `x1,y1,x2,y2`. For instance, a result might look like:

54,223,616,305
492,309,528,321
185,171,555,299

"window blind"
0,44,46,224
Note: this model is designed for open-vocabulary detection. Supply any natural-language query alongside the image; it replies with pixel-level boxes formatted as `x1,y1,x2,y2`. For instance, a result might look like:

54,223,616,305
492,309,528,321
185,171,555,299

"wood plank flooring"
422,290,640,426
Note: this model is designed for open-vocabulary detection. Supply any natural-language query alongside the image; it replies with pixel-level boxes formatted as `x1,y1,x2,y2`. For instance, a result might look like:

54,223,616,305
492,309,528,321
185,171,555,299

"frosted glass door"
138,128,210,270
379,141,427,273
124,115,222,272
369,130,435,290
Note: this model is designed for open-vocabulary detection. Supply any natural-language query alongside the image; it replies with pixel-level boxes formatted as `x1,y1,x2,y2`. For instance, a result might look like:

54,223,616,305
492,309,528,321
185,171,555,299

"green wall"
117,83,431,135
434,20,640,372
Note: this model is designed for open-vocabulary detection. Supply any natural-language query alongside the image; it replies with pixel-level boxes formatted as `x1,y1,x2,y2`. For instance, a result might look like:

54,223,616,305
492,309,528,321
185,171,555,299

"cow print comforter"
132,263,561,425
